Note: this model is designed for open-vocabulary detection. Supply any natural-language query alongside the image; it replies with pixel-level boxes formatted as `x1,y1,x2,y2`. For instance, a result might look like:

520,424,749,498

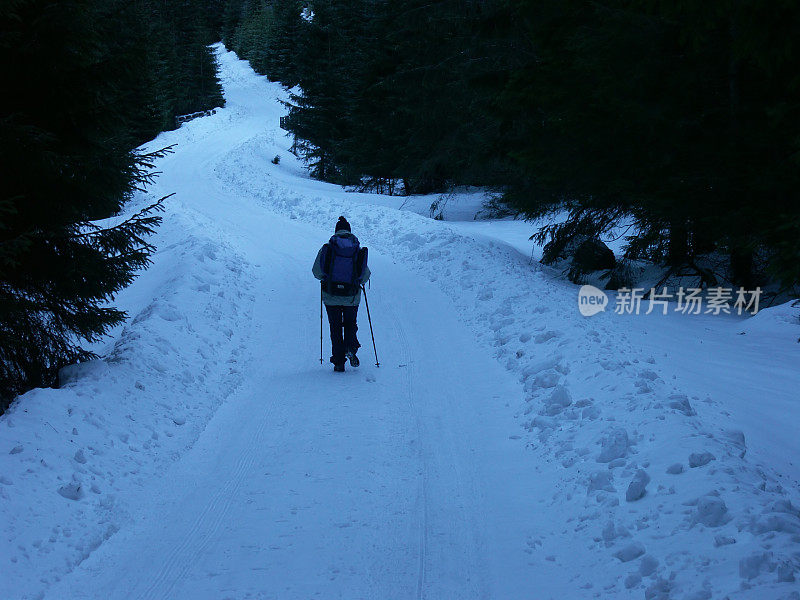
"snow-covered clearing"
1,45,799,600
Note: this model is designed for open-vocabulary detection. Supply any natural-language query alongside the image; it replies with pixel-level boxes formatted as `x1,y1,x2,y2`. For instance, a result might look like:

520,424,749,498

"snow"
625,469,650,502
2,44,799,600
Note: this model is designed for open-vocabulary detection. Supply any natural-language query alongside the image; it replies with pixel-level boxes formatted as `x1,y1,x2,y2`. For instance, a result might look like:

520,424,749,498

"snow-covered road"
2,46,799,600
41,162,536,598
45,224,536,600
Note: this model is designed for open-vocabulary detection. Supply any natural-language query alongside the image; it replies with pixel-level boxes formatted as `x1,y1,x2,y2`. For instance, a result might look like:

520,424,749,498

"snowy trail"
3,46,800,600
43,216,533,599
38,50,537,599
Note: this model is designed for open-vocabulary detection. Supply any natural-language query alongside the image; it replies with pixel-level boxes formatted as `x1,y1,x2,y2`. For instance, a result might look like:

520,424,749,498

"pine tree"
264,0,305,86
222,0,247,47
283,0,365,183
0,0,169,408
231,1,275,74
494,0,800,290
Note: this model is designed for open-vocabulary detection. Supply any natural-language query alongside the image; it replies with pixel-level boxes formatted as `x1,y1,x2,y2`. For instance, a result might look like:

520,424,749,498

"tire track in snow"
135,394,274,600
381,279,491,600
390,302,429,599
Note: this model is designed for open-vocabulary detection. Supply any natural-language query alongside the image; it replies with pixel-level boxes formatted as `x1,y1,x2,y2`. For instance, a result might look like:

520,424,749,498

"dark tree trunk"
403,176,447,195
667,220,689,267
730,247,755,289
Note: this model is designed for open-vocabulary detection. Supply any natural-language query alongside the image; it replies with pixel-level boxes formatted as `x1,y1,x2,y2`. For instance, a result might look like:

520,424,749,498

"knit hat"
335,216,351,233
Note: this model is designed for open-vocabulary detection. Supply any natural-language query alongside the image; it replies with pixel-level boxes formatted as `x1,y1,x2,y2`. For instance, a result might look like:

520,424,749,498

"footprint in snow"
688,452,715,468
597,427,630,463
668,394,696,416
534,330,560,344
626,469,650,502
613,541,646,563
690,495,729,527
57,482,83,501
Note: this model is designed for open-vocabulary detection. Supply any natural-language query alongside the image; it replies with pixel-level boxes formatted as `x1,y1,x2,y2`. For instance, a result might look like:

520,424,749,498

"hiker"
313,216,370,372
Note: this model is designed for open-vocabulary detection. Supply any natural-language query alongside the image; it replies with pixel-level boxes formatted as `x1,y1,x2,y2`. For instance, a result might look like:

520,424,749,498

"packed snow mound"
737,300,800,343
0,216,255,596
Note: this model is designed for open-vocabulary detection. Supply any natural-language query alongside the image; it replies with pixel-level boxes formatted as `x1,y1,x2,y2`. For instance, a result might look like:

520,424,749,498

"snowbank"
0,201,256,596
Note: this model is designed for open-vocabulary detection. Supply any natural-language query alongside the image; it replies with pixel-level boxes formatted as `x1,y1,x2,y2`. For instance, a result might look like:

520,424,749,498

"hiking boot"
333,364,345,372
346,351,360,368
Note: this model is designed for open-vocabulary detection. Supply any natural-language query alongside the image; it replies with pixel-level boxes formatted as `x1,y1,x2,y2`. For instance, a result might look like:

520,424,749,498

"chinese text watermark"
578,285,761,317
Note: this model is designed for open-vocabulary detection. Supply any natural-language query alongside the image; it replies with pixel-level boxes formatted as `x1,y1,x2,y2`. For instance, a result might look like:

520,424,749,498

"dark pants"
325,305,359,367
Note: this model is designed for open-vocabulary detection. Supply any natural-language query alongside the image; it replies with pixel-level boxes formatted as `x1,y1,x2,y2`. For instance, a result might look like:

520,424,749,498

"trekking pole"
361,285,380,367
320,293,324,364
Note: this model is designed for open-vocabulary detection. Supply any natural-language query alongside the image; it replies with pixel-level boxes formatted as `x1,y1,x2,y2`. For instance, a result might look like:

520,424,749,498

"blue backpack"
321,233,368,296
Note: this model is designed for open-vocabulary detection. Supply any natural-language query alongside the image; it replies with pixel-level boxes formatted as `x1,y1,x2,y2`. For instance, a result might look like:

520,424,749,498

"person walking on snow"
313,216,371,372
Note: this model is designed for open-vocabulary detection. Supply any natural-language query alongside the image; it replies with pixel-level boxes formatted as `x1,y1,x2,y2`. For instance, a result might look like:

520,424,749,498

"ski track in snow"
1,44,799,600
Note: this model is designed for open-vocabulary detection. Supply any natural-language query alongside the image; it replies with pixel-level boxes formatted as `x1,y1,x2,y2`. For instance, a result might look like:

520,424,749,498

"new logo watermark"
577,286,762,317
578,285,609,317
